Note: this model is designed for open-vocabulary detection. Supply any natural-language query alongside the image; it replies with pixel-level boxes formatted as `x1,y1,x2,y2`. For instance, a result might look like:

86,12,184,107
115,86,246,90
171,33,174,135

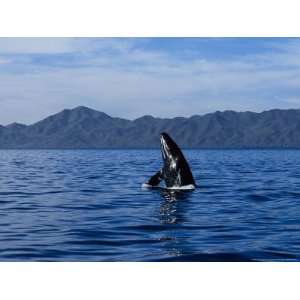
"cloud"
0,58,10,64
0,38,136,56
0,38,76,54
1,38,300,125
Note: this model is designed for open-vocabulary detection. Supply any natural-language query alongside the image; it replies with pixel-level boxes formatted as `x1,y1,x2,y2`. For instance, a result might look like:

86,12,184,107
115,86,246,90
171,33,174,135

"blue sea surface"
0,149,300,261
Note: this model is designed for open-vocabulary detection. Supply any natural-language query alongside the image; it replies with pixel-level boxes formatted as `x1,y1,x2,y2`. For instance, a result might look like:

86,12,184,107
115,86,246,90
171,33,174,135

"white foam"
165,184,196,190
141,183,196,190
141,183,155,189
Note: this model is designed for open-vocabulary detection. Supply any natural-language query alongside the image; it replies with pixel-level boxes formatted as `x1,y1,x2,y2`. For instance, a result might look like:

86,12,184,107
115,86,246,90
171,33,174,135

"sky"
1,37,300,125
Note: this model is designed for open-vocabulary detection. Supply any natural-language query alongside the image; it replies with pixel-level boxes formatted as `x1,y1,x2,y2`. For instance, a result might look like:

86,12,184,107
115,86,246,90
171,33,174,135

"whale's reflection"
156,189,194,258
159,189,192,224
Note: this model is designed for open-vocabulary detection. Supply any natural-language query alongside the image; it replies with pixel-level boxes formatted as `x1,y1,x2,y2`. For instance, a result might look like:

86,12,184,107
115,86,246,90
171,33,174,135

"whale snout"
160,132,175,161
160,132,171,145
160,132,168,139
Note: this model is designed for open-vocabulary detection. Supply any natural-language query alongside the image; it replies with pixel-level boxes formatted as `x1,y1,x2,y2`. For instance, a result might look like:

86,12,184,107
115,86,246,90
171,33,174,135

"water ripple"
0,149,300,261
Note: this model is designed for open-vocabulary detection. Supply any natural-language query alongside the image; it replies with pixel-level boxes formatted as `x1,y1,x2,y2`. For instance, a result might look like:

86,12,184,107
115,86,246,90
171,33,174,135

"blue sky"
0,37,300,125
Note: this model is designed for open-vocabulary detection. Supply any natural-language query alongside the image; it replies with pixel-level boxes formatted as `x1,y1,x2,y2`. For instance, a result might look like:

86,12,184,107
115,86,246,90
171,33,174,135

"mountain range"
1,106,300,148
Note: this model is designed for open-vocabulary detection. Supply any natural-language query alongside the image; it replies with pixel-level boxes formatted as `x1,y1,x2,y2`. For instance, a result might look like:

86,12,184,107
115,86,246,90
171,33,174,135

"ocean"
0,149,300,261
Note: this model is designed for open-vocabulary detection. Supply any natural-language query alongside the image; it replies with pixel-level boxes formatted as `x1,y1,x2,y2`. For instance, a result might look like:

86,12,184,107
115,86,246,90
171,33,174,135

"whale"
143,132,196,190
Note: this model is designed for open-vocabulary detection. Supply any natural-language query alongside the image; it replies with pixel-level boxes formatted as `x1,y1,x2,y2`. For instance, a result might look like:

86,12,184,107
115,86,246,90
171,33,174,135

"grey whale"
143,132,196,190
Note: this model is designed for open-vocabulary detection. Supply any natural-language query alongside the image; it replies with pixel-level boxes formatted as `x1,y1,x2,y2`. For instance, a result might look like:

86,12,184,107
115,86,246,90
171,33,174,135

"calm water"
0,149,300,261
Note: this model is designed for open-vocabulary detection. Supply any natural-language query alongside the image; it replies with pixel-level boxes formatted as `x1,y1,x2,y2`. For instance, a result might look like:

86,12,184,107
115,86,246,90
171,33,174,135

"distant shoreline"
2,106,300,149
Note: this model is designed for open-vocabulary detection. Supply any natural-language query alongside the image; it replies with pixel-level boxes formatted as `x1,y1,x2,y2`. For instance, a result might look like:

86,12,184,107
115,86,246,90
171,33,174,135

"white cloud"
0,58,10,64
0,38,77,54
280,97,300,105
0,37,134,54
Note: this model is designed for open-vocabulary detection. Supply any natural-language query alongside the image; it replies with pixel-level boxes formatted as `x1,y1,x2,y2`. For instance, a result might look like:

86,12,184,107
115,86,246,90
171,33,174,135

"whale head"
160,132,180,164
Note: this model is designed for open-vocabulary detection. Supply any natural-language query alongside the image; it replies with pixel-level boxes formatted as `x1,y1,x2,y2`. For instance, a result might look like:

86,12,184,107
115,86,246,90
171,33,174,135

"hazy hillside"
1,106,300,148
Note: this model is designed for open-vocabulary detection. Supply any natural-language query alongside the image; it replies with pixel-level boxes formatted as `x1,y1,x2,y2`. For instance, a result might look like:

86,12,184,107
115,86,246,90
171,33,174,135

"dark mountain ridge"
1,106,300,148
